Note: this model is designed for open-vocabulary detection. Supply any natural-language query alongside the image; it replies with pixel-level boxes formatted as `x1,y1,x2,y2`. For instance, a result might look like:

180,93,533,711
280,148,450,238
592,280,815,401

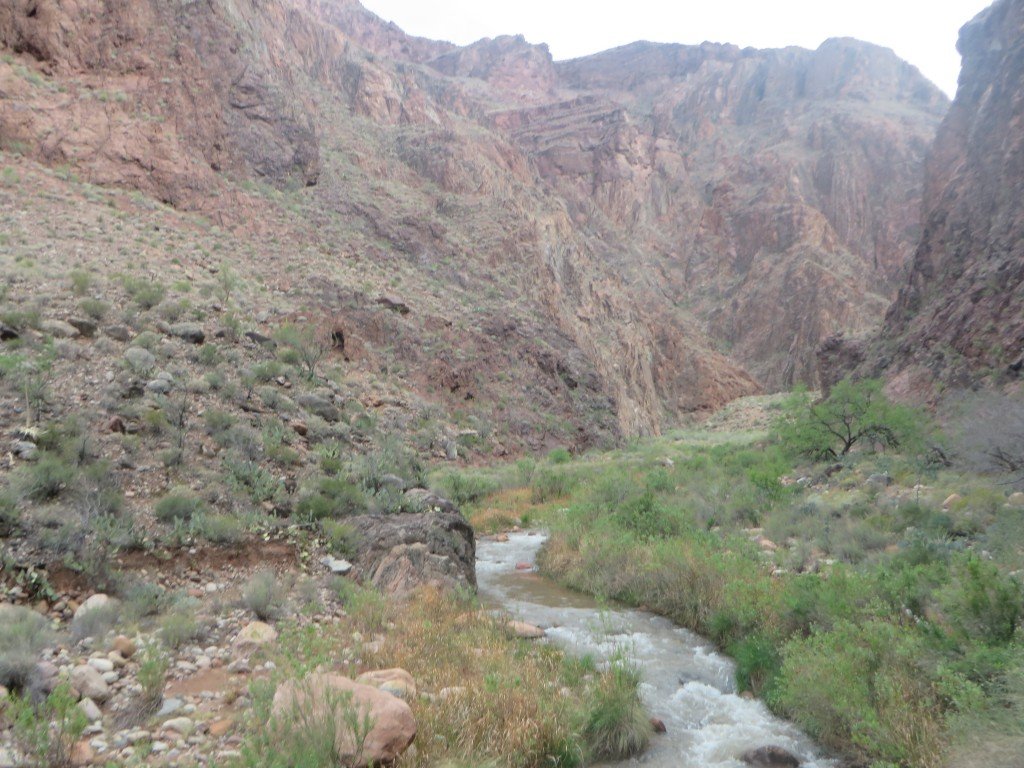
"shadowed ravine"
476,532,836,768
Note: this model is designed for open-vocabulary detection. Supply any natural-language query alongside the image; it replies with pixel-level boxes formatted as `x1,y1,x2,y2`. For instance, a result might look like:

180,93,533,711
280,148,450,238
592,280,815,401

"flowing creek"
476,532,836,768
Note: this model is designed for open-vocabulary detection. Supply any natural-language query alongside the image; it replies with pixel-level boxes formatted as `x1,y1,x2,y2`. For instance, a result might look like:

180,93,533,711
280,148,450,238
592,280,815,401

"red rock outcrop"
0,0,952,437
859,0,1024,399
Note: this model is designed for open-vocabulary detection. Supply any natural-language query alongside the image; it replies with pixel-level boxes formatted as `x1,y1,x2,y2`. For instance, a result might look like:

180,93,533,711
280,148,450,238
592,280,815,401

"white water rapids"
475,532,837,768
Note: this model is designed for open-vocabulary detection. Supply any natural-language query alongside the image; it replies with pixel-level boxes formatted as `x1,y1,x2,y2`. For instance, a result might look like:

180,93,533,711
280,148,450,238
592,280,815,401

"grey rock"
67,318,98,338
104,325,132,342
41,319,80,338
741,746,801,768
244,331,275,346
168,323,205,345
78,697,103,722
74,594,119,620
866,473,893,487
320,556,353,575
157,698,183,717
11,441,38,461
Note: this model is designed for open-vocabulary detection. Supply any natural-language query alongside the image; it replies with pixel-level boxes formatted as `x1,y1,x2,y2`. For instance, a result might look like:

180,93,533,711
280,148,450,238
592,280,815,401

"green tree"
777,378,923,460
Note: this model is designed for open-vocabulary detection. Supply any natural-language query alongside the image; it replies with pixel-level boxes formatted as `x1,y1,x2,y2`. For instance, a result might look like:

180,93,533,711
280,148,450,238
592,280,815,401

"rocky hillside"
857,0,1024,399
0,0,947,439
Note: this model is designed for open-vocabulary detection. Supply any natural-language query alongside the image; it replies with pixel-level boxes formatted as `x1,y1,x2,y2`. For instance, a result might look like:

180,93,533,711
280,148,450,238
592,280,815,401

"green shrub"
942,556,1023,645
7,682,87,768
435,471,498,507
224,457,282,503
242,570,287,622
614,490,681,540
14,452,77,501
0,605,54,691
273,322,331,380
730,633,782,697
296,477,367,521
68,269,92,296
321,519,359,558
154,491,207,523
530,468,575,503
194,512,245,544
0,491,19,536
548,447,572,464
158,610,204,649
123,276,166,310
79,297,109,320
120,579,167,620
136,643,169,708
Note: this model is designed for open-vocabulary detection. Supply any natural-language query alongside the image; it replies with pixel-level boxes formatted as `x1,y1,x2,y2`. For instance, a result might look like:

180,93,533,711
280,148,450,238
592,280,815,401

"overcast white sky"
359,0,993,97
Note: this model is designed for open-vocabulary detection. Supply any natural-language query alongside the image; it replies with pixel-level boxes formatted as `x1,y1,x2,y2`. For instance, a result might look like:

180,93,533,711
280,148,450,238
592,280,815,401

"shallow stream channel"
476,531,837,768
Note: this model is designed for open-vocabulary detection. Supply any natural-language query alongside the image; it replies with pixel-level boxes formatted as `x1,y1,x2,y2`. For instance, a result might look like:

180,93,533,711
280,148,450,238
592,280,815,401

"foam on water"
476,532,836,768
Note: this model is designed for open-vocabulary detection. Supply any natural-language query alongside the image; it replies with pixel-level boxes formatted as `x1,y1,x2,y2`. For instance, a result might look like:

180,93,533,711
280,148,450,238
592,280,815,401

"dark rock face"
348,508,476,596
817,333,867,395
865,0,1024,399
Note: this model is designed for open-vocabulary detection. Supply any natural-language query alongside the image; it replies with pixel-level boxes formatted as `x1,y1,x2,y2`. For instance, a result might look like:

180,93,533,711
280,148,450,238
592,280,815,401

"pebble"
157,698,183,717
163,717,194,736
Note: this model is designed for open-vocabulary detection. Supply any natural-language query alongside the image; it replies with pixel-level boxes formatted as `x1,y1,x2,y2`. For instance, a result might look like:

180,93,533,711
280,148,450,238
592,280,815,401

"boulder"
272,673,416,767
41,319,81,338
74,594,118,621
244,330,275,346
355,668,417,701
67,318,98,338
865,473,893,488
0,323,19,342
376,295,411,315
403,488,458,514
741,745,801,768
320,556,353,575
348,509,475,596
104,325,132,342
234,621,278,648
1009,491,1024,507
168,323,205,345
942,493,963,509
162,716,194,736
70,665,110,702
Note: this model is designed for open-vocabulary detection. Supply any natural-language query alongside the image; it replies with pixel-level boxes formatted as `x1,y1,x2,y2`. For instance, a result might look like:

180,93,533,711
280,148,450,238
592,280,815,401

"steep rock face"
0,0,950,437
508,39,946,390
0,0,326,206
863,0,1024,398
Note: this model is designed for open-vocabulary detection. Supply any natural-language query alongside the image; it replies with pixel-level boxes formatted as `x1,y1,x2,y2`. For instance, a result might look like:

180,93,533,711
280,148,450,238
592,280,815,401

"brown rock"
507,620,545,639
111,635,136,659
209,718,235,738
71,739,95,767
271,673,416,767
290,420,308,437
355,668,417,700
514,562,532,571
650,717,667,733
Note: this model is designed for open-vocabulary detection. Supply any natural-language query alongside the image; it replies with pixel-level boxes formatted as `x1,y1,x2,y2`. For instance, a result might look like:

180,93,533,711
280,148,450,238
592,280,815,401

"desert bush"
14,452,77,501
154,491,207,523
274,322,331,380
193,512,245,544
158,610,204,649
548,447,572,464
434,471,498,507
296,476,367,521
122,276,166,310
7,682,87,768
224,456,282,503
79,297,109,320
242,570,287,621
530,468,575,503
70,602,122,643
120,579,168,620
354,438,425,492
321,519,359,558
0,491,19,536
136,643,169,708
0,605,54,691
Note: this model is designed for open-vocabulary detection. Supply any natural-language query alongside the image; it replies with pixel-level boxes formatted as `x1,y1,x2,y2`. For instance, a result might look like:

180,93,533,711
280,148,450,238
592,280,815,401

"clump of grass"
122,276,166,310
0,605,54,691
581,654,651,761
0,490,20,536
242,570,288,622
79,297,109,320
321,519,359,558
193,512,245,544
